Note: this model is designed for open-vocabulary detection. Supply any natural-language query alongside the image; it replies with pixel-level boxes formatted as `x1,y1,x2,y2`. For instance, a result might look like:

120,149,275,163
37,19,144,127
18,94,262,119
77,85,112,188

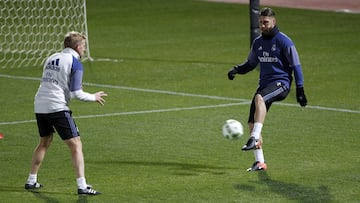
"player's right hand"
227,68,237,80
296,87,307,107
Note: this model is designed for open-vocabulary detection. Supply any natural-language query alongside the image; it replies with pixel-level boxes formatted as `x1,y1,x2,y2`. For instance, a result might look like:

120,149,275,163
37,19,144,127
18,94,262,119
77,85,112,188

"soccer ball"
222,119,244,140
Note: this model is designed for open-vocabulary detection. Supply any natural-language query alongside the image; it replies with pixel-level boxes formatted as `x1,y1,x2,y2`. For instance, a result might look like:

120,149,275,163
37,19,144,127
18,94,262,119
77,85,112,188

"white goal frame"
0,0,93,68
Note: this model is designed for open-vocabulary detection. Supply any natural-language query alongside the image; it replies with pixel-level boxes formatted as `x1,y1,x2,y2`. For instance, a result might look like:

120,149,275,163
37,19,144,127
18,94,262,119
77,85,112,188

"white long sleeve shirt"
34,48,95,113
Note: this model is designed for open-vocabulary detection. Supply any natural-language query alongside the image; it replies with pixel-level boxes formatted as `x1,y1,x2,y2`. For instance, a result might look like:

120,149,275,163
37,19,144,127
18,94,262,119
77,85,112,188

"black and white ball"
222,119,244,140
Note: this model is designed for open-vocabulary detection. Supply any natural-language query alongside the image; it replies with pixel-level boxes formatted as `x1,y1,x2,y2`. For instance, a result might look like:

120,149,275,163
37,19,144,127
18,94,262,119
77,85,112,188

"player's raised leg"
242,94,266,151
242,94,267,171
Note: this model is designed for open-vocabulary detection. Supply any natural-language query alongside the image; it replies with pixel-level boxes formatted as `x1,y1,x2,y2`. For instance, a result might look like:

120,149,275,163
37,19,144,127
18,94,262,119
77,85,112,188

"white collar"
62,48,80,59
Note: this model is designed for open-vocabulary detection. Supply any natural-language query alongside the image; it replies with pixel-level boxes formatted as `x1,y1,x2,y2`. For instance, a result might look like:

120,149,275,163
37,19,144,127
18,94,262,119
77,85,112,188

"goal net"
0,0,93,68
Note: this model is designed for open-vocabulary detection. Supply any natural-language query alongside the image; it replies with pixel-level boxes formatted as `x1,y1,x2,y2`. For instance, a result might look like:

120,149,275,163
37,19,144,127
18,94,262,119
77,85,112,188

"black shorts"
248,82,289,123
35,111,80,140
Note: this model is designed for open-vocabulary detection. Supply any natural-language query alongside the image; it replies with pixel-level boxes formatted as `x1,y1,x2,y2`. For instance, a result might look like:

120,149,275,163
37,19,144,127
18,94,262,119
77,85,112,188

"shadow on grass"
29,190,91,203
0,186,90,203
234,171,332,202
0,186,62,203
77,195,89,203
97,160,230,176
29,191,60,203
29,191,90,203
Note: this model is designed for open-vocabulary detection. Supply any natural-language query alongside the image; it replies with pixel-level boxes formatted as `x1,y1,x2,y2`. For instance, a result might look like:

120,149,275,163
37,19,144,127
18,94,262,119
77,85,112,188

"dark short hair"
260,7,275,17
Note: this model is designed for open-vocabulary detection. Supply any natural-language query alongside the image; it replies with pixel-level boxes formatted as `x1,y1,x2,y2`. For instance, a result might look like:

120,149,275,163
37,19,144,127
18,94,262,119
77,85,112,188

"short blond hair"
63,31,86,49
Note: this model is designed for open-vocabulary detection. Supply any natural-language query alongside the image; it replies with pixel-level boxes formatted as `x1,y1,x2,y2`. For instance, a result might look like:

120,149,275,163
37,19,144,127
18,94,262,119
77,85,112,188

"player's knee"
39,135,53,148
65,137,82,150
254,94,264,104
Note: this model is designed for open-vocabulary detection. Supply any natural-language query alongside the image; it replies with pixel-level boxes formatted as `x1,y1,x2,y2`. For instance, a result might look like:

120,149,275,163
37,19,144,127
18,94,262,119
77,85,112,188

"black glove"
296,87,307,107
227,68,238,80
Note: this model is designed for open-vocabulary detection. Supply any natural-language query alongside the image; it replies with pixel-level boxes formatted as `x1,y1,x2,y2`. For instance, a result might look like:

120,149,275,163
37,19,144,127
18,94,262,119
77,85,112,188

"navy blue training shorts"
248,82,289,123
35,111,80,140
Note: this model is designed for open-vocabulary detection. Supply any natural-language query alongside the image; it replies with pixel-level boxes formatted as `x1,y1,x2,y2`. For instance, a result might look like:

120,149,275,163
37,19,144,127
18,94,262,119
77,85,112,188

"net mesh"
0,0,92,68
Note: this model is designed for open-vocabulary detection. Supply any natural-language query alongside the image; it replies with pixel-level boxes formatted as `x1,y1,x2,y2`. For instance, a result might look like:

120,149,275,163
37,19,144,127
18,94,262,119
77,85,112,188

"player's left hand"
296,87,307,107
95,91,108,106
227,68,237,80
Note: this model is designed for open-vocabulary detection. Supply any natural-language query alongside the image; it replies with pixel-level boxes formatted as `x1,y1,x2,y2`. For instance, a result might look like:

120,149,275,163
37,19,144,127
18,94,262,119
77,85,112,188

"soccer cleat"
241,136,261,151
25,182,43,189
246,161,267,172
78,185,101,195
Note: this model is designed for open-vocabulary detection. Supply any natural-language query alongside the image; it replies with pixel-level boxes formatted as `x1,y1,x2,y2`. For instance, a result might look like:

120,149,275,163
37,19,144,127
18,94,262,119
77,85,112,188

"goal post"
249,0,260,47
0,0,93,68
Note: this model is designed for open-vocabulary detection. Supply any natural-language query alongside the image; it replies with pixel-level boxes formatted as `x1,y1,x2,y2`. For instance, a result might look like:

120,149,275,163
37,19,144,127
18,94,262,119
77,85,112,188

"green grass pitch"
0,0,359,202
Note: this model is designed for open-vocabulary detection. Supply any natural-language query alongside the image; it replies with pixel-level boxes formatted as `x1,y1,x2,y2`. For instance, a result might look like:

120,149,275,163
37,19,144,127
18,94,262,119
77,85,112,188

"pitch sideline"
0,74,358,126
0,102,250,126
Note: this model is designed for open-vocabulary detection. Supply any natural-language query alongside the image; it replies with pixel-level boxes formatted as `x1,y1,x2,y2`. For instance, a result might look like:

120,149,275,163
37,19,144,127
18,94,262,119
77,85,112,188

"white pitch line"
84,82,248,102
77,102,250,118
0,102,250,126
0,74,40,81
0,74,247,102
0,74,359,114
273,102,360,114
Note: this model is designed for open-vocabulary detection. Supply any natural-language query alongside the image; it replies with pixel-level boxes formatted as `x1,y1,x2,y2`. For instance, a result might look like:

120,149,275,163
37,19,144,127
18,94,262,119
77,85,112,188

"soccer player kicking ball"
228,8,307,171
25,31,107,195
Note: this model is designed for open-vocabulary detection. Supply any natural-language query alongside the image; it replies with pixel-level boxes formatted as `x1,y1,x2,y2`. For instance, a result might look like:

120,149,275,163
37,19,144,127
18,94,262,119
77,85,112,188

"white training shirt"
34,48,96,113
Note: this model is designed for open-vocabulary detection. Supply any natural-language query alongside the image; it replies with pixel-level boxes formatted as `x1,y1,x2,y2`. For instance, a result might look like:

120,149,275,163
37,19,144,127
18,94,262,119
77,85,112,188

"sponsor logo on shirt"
42,76,59,85
258,51,278,63
45,58,60,72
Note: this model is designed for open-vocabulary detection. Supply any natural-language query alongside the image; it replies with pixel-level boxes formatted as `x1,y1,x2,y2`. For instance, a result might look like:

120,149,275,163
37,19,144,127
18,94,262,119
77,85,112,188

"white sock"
254,148,265,163
76,177,87,189
27,174,37,184
251,122,263,140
